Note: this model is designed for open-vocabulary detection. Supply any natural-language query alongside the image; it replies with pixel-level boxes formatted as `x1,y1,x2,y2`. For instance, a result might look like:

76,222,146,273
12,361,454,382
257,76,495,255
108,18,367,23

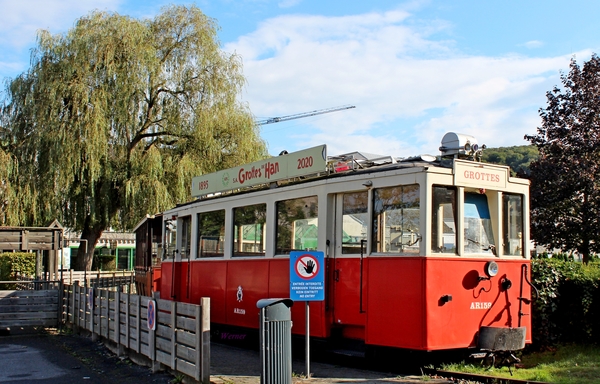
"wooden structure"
64,283,210,383
0,287,60,328
0,224,63,279
133,214,163,296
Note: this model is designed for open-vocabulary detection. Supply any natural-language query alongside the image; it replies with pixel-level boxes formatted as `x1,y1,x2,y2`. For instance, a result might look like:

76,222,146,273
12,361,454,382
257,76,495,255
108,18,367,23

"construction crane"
256,105,355,125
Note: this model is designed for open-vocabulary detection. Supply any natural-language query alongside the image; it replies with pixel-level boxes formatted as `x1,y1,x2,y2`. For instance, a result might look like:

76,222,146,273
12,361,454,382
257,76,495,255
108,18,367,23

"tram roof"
177,151,444,209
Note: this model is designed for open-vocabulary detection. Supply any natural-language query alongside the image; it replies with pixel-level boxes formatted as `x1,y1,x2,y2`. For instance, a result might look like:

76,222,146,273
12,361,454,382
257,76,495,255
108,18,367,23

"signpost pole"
305,301,310,378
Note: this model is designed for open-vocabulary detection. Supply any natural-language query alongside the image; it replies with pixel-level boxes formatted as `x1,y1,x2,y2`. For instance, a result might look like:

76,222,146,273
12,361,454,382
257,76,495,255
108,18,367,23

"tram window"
342,191,368,254
180,216,192,259
197,209,225,258
432,186,457,254
372,185,420,255
503,194,524,256
464,193,496,255
276,196,318,254
233,203,266,257
164,219,177,259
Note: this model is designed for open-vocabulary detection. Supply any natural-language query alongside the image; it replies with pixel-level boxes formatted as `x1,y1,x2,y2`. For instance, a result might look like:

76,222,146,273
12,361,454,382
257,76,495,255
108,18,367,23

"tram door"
331,191,369,337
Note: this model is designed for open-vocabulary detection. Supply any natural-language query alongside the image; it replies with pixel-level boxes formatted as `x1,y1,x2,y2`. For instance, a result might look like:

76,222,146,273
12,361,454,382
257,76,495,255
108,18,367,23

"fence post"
115,290,123,356
90,288,98,342
171,301,177,372
135,296,141,353
198,297,210,383
125,293,130,350
73,281,80,333
57,280,64,331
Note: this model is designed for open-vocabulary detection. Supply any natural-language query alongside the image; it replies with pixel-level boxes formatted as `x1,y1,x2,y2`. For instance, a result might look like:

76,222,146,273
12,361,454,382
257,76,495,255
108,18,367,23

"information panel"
191,145,327,197
290,251,325,301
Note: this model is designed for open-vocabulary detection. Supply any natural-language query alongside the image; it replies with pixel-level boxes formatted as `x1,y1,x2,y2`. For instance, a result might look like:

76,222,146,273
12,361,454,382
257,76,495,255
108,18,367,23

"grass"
441,344,600,383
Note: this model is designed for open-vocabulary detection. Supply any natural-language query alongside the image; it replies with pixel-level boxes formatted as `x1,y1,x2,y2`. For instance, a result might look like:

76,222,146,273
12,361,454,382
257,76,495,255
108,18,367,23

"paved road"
0,329,451,384
0,330,172,384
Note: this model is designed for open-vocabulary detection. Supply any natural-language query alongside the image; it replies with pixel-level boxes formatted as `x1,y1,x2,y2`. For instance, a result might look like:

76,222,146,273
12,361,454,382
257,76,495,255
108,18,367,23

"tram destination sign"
191,145,327,197
453,159,508,189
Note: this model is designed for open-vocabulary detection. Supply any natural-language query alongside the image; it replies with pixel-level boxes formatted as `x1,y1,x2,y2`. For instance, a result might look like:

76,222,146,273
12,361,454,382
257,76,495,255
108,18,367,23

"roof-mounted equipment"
439,132,486,161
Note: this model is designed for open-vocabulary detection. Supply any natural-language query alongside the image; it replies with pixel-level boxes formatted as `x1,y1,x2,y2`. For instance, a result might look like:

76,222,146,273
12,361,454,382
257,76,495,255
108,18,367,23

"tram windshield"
464,193,495,255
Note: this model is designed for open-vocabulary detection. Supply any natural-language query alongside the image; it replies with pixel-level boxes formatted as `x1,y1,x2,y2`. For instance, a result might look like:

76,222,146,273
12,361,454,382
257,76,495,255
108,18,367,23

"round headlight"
485,261,499,277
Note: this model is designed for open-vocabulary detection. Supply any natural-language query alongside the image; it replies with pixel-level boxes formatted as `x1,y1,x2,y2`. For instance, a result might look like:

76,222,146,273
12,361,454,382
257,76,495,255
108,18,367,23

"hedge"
0,252,36,282
531,257,600,347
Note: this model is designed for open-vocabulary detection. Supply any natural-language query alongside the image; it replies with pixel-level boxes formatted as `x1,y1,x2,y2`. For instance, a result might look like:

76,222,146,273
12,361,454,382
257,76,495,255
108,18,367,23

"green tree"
1,5,267,270
525,54,600,264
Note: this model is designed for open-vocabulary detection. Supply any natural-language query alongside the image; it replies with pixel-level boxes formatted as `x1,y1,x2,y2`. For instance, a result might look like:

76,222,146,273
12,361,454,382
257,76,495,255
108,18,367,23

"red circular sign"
147,300,156,331
295,255,319,279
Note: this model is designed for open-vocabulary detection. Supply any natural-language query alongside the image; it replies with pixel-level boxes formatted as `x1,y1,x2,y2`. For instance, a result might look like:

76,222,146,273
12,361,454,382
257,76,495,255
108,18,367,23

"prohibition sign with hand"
295,254,319,279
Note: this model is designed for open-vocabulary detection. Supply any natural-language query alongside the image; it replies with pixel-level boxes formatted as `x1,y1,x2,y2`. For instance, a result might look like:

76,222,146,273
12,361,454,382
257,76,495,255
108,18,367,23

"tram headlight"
484,261,499,278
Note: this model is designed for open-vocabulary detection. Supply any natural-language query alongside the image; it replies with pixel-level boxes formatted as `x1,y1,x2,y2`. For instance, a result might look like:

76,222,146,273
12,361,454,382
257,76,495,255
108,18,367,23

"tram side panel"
161,258,330,338
365,257,426,350
190,260,228,324
424,258,532,350
330,257,367,340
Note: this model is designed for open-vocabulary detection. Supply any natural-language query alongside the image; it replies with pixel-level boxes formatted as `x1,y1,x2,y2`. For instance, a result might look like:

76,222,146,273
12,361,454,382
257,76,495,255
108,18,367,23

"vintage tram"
139,132,534,355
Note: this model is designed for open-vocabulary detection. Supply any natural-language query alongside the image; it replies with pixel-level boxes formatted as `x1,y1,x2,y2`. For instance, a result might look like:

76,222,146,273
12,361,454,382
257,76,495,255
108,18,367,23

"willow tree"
1,5,267,270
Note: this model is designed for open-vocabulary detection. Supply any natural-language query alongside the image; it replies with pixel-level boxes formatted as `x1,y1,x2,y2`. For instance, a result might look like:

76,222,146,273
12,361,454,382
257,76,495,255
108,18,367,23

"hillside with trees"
482,145,538,176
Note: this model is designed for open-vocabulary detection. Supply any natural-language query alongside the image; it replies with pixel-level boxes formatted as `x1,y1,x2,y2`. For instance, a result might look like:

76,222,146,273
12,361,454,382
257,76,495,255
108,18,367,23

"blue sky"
1,0,599,157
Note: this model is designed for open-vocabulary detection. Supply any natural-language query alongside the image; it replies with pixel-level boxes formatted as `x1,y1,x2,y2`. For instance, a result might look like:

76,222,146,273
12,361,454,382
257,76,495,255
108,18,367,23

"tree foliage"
0,5,267,270
482,145,538,176
526,54,600,264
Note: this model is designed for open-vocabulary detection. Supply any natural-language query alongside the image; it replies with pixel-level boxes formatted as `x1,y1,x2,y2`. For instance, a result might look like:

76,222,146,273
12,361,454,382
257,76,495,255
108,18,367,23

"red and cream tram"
150,132,533,353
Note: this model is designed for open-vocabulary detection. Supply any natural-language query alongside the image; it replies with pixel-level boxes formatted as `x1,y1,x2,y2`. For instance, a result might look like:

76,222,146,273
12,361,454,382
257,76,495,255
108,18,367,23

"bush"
531,258,600,348
0,252,36,281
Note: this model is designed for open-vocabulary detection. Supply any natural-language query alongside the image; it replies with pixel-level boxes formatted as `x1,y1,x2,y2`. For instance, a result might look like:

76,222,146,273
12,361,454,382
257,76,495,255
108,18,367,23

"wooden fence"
57,270,135,287
64,282,210,383
0,287,60,328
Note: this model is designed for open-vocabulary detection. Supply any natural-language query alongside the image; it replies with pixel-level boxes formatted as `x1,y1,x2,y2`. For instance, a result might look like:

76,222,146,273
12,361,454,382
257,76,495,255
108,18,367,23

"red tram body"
141,132,533,353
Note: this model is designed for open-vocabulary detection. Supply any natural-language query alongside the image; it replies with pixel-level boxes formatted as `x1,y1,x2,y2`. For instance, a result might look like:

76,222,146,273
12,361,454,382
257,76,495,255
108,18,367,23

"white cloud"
522,40,544,49
227,9,585,156
0,0,121,48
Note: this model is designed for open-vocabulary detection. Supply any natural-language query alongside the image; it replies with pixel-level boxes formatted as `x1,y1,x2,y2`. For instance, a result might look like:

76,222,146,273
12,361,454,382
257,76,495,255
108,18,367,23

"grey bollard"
257,298,294,384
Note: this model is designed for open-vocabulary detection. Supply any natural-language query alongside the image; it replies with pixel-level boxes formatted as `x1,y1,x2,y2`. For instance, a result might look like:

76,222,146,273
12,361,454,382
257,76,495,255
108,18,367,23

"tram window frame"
276,196,318,254
197,209,225,258
232,203,267,257
463,192,496,255
180,216,192,259
371,184,421,255
431,186,457,254
164,218,177,260
503,193,524,257
341,191,368,254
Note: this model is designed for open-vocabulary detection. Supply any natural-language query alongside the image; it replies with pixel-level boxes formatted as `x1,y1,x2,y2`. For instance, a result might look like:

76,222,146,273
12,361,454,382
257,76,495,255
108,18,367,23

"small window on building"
503,194,524,256
342,192,368,254
198,209,225,257
372,185,420,255
276,196,318,254
117,248,131,270
233,203,267,256
432,186,457,254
